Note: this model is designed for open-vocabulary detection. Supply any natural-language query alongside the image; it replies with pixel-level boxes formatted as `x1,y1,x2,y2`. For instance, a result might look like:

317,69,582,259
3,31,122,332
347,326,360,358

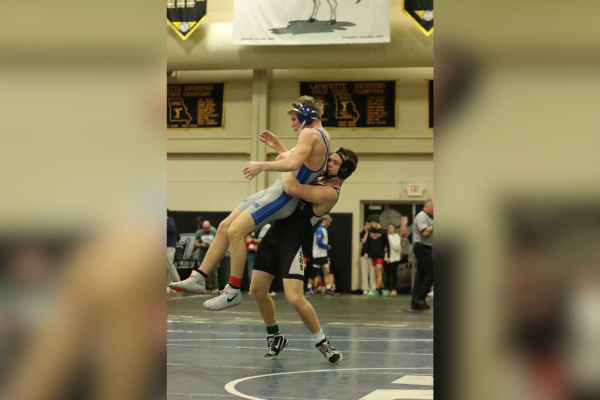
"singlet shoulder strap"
314,186,341,218
315,128,330,172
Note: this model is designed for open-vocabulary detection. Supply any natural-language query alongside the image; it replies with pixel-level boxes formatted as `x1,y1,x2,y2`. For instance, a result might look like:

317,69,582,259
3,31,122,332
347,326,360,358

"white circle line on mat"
224,368,433,400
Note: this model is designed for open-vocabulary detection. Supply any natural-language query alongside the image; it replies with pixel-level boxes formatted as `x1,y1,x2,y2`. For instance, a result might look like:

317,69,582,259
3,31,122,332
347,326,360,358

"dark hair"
366,214,379,223
167,209,171,217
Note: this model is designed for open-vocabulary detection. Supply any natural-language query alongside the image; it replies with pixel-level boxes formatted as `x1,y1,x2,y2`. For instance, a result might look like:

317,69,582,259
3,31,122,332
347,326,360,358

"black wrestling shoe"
316,338,342,364
264,334,288,360
410,299,430,311
416,299,431,309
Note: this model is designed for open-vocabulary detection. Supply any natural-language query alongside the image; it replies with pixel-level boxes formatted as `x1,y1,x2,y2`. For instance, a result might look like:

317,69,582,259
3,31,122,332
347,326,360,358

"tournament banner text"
300,81,396,128
167,83,224,129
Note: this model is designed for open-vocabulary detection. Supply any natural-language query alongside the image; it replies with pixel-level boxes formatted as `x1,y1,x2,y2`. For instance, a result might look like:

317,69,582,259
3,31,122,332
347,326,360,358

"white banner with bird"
233,0,390,45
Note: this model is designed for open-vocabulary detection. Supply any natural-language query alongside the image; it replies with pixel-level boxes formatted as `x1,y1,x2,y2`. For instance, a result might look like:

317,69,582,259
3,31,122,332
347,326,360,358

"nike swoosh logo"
227,292,239,302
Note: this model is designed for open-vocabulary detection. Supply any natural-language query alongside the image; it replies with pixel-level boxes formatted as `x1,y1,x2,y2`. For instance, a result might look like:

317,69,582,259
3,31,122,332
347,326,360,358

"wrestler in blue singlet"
236,128,329,230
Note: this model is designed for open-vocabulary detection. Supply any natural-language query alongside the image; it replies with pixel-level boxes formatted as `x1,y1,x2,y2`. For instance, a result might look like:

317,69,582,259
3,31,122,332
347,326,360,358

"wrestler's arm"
243,130,315,179
259,131,298,160
276,147,296,161
281,172,338,205
259,130,288,154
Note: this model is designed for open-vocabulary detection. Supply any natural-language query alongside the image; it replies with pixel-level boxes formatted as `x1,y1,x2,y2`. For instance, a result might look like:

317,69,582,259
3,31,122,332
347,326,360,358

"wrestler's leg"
250,270,276,327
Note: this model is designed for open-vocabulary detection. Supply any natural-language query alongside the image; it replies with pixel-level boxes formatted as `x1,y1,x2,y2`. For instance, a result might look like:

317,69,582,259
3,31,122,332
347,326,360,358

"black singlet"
253,186,340,280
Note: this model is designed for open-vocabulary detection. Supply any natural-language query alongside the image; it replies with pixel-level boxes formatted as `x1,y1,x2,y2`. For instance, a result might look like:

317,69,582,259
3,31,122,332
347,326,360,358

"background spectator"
400,216,408,238
364,216,389,296
190,220,219,292
410,199,434,311
360,218,377,295
305,265,321,295
397,216,412,293
196,215,204,231
309,215,335,295
167,209,180,290
384,224,401,296
244,232,257,288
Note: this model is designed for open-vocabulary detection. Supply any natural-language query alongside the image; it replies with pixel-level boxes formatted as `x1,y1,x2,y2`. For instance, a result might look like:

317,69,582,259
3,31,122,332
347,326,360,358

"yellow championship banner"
167,83,224,129
167,0,208,40
300,81,396,129
403,0,434,36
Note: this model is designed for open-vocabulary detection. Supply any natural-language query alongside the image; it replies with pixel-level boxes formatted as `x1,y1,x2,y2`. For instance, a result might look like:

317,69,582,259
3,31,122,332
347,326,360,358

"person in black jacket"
167,209,181,289
359,219,376,294
363,216,389,296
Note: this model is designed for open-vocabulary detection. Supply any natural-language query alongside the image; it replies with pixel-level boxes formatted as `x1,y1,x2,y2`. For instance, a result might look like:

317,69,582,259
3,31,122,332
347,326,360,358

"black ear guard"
327,147,356,179
336,148,356,179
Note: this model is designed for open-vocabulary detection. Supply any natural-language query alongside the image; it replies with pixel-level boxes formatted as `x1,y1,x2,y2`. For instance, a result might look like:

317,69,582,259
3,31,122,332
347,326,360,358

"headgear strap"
324,148,356,180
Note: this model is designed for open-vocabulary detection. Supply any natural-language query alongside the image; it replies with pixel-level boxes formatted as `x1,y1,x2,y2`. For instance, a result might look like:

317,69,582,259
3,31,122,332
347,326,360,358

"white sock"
313,329,326,344
326,285,331,290
307,284,313,289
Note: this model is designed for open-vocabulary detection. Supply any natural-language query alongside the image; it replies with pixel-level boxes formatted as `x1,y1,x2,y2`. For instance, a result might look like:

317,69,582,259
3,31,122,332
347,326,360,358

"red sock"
229,275,242,289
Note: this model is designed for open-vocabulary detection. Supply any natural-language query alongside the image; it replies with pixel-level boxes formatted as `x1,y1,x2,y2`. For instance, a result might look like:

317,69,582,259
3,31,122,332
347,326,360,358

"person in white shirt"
384,224,401,296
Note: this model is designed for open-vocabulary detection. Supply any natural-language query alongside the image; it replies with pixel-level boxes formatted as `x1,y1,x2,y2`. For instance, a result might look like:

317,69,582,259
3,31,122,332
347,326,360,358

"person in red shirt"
363,217,389,296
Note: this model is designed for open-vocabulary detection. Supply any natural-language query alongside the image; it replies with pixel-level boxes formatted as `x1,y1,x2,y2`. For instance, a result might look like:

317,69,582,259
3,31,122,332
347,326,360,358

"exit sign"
407,184,423,196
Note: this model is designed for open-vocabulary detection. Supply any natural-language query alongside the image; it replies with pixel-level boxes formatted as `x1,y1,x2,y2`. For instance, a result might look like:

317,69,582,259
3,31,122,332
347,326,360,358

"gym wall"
167,0,433,290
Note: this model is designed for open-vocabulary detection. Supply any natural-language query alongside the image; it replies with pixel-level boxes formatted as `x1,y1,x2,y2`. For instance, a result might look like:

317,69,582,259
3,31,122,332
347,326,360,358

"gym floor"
167,292,433,400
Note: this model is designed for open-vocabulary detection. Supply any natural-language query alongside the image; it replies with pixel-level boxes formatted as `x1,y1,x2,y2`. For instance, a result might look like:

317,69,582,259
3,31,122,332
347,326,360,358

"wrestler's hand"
276,150,293,161
243,161,264,180
259,130,280,149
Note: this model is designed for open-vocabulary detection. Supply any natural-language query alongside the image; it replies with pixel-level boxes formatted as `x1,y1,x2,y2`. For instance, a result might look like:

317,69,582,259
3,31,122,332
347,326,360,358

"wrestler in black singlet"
253,185,340,281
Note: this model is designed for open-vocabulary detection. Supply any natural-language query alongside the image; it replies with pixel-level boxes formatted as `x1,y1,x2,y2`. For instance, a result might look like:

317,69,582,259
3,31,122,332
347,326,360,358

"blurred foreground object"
1,224,164,400
436,1,600,400
0,1,165,398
